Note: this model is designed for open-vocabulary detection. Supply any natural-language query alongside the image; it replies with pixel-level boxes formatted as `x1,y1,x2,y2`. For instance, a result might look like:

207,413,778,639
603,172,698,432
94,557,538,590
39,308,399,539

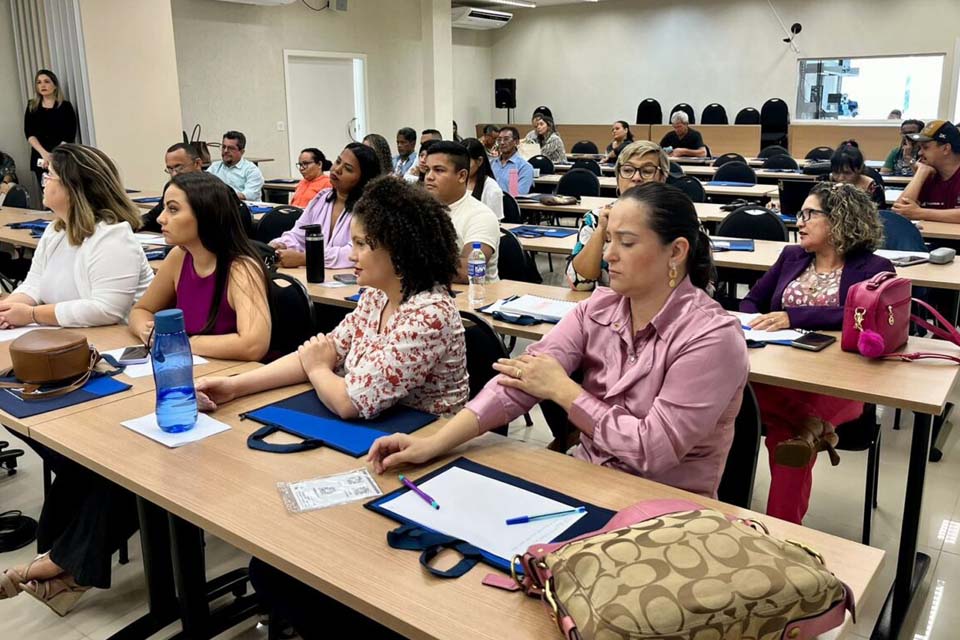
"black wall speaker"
495,78,516,109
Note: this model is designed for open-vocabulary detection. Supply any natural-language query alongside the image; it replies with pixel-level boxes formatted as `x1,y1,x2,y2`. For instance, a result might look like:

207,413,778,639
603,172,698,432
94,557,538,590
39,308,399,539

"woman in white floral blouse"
195,175,469,419
524,115,566,164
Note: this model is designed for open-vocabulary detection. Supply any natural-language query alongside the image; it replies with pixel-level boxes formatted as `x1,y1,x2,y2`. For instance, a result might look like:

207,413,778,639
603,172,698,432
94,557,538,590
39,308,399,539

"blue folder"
0,375,131,419
780,215,797,224
709,180,758,187
508,225,577,239
132,196,161,204
6,219,50,231
241,389,437,457
711,238,755,251
366,457,615,573
247,204,274,214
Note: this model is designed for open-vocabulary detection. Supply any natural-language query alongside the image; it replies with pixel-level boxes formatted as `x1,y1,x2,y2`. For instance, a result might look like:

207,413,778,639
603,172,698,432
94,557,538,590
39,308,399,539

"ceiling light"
484,0,536,7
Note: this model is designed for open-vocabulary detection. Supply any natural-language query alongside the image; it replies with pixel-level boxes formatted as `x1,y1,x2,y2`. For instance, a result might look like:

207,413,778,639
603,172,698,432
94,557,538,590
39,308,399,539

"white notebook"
499,294,578,323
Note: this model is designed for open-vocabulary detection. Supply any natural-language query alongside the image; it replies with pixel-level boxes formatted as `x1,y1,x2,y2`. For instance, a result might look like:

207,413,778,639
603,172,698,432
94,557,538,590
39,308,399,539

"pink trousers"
754,383,863,524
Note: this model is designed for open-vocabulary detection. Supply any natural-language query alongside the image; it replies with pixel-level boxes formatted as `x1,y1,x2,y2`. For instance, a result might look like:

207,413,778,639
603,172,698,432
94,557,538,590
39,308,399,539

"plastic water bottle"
468,242,486,307
151,309,198,433
508,168,520,196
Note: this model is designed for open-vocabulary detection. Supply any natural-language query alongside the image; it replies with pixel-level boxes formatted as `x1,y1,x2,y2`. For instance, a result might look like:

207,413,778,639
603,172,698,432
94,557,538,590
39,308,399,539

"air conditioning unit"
452,6,512,30
217,0,297,6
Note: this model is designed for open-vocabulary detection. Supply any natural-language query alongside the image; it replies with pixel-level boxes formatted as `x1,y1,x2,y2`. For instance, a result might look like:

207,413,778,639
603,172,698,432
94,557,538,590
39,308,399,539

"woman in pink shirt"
370,182,749,498
269,143,381,268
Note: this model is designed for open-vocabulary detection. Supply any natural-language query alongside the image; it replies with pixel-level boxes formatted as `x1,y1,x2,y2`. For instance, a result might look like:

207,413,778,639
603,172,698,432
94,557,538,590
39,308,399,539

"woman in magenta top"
270,143,382,269
129,172,271,361
370,182,750,498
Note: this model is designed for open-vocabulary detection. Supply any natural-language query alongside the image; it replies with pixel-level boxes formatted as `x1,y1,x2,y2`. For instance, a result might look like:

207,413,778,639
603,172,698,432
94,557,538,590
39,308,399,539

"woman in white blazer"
0,143,153,329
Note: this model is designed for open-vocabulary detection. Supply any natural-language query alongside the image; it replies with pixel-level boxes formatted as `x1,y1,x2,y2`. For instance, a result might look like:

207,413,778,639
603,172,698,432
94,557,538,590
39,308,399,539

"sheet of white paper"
316,281,348,288
120,412,229,448
729,312,802,342
885,188,904,202
103,348,208,379
478,297,512,316
875,249,930,260
133,233,167,246
380,467,587,561
0,325,57,343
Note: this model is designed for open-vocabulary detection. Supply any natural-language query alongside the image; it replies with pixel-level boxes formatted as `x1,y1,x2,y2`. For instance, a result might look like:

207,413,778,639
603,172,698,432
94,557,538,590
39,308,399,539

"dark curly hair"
351,176,460,300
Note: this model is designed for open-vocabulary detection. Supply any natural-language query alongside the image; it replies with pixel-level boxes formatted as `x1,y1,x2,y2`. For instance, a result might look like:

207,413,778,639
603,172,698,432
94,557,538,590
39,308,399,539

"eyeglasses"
41,173,59,187
222,145,241,153
797,208,828,223
164,164,189,175
618,165,661,180
296,161,316,169
496,136,515,143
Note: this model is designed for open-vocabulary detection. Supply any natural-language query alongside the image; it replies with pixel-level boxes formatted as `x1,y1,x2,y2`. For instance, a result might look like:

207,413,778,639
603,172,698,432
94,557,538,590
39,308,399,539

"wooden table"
30,380,885,640
650,124,761,158
518,196,726,221
680,164,913,187
0,206,53,249
534,174,778,200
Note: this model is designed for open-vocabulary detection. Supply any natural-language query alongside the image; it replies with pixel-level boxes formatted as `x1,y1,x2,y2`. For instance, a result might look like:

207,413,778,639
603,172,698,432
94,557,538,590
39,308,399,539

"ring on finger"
515,366,523,379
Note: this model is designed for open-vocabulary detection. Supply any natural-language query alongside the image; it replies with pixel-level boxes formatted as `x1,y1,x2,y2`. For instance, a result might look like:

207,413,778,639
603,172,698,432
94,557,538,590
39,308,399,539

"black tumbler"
302,224,325,283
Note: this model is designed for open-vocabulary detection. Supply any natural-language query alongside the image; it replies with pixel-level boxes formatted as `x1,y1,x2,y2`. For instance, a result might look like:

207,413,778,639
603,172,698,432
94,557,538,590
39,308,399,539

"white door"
284,50,367,175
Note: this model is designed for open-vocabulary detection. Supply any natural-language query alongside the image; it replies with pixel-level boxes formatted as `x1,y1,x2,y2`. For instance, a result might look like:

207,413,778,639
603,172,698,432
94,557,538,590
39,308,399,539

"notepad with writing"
498,294,577,323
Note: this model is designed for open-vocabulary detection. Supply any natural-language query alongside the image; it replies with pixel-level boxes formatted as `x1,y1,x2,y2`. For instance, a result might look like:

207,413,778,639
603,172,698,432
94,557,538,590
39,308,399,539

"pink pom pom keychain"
857,329,887,358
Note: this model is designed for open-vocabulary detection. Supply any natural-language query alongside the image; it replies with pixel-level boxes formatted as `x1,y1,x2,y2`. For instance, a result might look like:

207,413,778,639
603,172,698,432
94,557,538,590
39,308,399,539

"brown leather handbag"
0,330,100,400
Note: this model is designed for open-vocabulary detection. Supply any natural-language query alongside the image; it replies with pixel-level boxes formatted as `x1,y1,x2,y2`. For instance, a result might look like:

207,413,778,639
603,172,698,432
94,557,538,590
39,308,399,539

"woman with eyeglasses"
269,143,381,268
741,182,891,525
566,140,668,290
290,148,331,208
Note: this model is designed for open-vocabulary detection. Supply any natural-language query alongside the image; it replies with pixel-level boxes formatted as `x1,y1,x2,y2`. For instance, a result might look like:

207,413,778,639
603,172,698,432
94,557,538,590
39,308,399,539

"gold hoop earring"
668,264,678,288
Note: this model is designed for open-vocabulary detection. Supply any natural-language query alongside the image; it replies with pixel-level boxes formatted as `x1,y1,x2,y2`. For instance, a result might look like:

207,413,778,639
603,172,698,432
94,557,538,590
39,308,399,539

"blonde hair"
809,182,884,255
616,140,670,177
48,144,142,246
28,70,64,112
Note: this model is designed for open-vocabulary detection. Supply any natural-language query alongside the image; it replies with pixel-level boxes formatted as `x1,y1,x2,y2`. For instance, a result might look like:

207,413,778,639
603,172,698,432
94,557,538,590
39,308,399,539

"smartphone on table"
890,255,928,267
334,273,358,285
119,345,150,365
791,332,836,352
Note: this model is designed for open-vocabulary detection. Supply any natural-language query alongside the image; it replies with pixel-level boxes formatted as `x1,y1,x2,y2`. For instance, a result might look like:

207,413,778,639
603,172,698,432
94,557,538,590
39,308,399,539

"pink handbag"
843,271,960,362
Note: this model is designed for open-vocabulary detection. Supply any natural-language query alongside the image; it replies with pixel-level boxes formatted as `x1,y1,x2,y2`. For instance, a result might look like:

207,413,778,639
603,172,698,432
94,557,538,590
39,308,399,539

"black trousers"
249,558,405,640
18,433,139,589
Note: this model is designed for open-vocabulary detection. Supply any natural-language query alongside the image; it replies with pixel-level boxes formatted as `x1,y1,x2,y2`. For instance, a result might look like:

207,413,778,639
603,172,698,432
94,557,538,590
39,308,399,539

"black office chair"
571,158,602,176
2,185,30,209
254,205,303,244
670,103,696,124
716,206,788,240
571,141,599,155
778,180,814,217
460,311,518,435
701,103,729,125
834,405,883,545
734,107,761,125
880,209,926,251
760,98,790,149
757,145,790,159
671,176,706,203
498,228,542,284
556,169,600,198
713,161,757,185
501,192,522,224
805,146,834,161
717,383,761,509
528,155,555,175
713,153,747,167
668,161,685,180
636,98,663,125
266,272,317,359
762,154,800,171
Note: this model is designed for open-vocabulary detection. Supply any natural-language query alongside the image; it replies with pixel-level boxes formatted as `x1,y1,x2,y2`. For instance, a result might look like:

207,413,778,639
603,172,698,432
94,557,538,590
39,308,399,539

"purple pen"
398,474,440,510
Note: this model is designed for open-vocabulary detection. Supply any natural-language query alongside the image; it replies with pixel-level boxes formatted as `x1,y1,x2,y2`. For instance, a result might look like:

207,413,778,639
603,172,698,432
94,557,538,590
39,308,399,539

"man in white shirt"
206,130,264,201
423,141,500,282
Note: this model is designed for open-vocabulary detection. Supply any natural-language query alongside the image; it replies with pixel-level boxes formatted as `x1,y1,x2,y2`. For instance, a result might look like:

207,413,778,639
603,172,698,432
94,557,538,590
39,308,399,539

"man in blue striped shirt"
207,130,264,201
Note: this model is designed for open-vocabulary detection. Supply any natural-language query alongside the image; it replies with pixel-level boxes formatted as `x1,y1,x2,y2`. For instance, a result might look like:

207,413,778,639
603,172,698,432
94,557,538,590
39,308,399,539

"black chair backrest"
571,140,599,155
671,176,706,203
571,158,602,176
267,272,316,357
762,154,799,170
757,145,790,159
636,98,662,125
670,103,696,124
459,311,509,400
2,185,29,209
716,205,788,241
717,383,761,509
528,155,555,175
701,103,728,125
734,107,760,125
805,146,834,161
713,153,746,167
556,169,600,198
498,228,542,284
778,180,814,216
713,161,757,184
501,192,522,224
668,161,684,179
254,205,303,244
879,210,927,251
760,98,790,133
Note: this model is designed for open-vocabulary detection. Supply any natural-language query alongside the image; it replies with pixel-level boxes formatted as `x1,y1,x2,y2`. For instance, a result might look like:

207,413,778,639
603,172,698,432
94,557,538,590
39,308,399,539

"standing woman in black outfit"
23,69,77,189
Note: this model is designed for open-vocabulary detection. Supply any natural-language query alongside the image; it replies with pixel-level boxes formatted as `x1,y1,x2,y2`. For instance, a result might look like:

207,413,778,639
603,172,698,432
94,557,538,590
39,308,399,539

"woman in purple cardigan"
741,182,892,524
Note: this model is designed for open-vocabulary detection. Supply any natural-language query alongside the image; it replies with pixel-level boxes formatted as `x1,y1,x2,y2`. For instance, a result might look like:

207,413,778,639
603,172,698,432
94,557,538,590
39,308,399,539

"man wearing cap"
893,120,960,222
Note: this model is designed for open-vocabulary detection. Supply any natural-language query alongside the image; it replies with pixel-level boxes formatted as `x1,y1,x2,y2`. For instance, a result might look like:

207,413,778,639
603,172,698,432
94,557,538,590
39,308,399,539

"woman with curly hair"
362,132,394,175
740,182,891,524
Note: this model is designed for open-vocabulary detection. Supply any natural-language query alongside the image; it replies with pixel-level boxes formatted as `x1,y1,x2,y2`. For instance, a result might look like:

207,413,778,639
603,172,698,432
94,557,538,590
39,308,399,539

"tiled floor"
1,259,959,639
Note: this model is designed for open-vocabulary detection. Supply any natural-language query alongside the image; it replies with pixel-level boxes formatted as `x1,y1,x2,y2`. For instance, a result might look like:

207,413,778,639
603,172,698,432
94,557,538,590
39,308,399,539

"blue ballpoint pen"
506,506,586,525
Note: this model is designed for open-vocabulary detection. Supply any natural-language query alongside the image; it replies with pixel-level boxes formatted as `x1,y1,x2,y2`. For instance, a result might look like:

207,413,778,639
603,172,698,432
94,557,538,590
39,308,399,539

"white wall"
171,0,438,177
0,0,35,201
486,0,960,126
452,28,493,136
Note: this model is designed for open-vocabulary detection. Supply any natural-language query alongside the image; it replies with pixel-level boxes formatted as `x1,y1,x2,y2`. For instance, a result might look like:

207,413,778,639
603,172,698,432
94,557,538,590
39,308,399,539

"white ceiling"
452,0,608,9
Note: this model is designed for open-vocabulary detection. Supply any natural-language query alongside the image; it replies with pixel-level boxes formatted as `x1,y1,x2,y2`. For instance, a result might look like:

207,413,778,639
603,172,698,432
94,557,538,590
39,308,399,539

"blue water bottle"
151,309,198,433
